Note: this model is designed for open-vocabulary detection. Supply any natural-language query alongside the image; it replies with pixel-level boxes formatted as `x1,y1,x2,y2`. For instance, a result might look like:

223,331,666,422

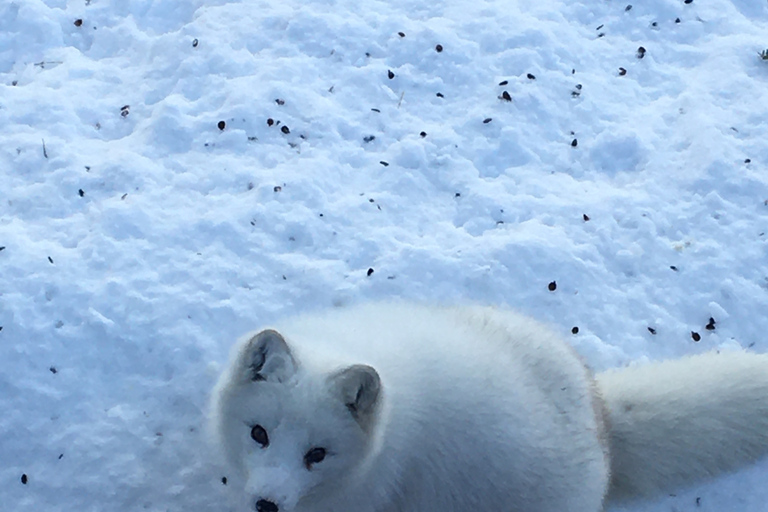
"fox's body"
210,303,768,512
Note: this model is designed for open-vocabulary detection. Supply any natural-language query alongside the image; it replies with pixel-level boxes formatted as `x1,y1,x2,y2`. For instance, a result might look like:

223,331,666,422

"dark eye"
304,447,326,468
250,425,269,447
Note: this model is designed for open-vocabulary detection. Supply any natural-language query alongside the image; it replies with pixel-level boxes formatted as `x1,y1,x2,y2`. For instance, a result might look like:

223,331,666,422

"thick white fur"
210,303,768,512
598,350,768,501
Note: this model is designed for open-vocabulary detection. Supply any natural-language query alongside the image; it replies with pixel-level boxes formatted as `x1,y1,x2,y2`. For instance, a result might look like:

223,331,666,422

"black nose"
256,499,279,512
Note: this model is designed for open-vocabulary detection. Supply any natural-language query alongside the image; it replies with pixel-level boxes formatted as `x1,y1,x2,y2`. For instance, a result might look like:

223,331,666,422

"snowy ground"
2,0,768,510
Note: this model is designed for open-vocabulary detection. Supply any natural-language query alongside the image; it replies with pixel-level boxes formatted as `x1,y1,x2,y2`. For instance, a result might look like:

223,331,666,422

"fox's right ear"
238,329,297,383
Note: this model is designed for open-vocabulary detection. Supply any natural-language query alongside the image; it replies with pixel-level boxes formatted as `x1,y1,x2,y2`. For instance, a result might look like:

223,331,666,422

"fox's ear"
239,329,297,383
328,364,381,431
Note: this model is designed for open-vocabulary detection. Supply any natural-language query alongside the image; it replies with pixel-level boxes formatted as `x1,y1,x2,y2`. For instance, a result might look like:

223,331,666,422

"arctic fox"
210,303,768,512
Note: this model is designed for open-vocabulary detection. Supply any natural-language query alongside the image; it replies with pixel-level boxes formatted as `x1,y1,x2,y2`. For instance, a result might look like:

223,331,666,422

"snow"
2,0,768,510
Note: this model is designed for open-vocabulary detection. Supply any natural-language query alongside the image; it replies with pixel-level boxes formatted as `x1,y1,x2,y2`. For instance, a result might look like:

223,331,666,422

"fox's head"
211,329,382,512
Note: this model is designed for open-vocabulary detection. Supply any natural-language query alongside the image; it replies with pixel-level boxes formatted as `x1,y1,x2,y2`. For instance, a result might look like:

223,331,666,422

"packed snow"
2,0,768,510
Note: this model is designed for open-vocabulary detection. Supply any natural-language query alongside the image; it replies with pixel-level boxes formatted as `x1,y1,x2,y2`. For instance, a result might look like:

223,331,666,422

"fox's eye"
251,425,269,447
304,447,326,468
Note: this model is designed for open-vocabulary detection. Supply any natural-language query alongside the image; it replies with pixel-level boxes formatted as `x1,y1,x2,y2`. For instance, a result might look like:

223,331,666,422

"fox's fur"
209,303,768,512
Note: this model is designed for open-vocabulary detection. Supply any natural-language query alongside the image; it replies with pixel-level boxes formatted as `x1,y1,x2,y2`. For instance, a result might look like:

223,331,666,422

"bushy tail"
595,350,768,502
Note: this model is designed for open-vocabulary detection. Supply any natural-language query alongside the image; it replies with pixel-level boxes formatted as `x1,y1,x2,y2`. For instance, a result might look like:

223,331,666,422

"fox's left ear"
238,329,297,383
328,364,381,431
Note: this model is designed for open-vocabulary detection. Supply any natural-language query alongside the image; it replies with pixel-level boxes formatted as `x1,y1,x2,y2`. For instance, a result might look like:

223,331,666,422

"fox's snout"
245,466,299,512
255,498,279,512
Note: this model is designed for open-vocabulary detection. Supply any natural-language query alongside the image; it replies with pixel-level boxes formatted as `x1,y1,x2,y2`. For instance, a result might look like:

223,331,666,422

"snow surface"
2,0,768,510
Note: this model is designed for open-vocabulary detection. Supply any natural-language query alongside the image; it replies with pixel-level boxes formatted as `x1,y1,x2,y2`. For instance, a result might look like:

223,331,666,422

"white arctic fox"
210,302,768,512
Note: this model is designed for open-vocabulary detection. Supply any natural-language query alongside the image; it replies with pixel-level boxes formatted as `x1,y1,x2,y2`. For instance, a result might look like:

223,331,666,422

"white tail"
596,351,768,502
